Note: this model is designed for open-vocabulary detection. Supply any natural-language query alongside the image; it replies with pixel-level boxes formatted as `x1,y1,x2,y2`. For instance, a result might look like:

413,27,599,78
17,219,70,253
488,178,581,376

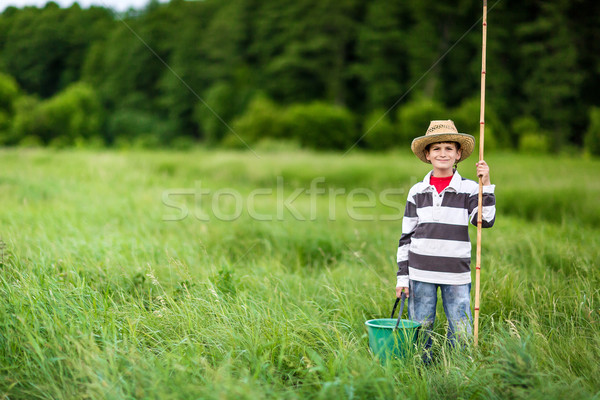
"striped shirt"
396,170,496,287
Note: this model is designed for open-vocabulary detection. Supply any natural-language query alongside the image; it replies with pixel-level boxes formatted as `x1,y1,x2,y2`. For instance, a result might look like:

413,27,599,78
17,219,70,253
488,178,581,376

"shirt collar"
420,170,462,193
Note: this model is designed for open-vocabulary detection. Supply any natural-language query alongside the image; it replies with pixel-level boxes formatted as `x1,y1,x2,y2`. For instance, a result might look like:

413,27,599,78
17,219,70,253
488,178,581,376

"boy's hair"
425,141,461,152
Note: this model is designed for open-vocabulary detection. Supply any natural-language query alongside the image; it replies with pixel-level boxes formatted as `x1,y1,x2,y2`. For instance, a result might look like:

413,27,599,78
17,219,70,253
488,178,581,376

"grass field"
0,148,599,399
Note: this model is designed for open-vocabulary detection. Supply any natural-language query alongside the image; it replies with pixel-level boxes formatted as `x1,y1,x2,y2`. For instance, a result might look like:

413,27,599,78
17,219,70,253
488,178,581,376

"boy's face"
425,142,462,169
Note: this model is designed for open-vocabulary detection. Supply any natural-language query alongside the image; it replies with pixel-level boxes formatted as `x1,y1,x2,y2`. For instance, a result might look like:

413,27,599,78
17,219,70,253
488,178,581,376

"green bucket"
365,295,420,362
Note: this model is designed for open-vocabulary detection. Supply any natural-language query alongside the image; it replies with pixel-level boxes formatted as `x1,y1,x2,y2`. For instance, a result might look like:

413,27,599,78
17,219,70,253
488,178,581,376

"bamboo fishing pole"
474,0,487,347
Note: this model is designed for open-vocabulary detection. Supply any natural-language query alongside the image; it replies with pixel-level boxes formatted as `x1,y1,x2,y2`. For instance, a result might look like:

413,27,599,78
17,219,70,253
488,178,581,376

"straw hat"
411,120,475,164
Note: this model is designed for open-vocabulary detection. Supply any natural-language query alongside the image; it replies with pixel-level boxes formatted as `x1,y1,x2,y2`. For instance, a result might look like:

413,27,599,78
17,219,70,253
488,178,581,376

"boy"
395,120,495,353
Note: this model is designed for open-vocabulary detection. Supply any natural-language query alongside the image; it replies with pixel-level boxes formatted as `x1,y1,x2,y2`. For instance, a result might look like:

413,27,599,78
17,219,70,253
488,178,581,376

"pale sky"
1,0,169,12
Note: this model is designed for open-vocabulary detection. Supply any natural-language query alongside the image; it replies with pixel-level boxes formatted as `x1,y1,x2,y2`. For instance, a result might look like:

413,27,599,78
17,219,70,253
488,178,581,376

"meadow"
0,148,599,399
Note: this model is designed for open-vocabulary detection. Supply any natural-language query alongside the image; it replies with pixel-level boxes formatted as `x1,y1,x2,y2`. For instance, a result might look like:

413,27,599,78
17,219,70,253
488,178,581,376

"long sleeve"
468,184,496,228
396,191,418,287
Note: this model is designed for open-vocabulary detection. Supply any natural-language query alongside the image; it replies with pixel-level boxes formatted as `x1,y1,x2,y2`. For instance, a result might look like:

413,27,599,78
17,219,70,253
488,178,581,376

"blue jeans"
408,280,473,350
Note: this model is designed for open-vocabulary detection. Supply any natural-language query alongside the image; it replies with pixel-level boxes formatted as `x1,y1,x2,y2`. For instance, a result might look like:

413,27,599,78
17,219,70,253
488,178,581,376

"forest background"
1,0,600,154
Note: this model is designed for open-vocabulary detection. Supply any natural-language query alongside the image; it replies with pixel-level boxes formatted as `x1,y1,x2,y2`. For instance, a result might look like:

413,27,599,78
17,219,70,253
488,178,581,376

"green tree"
363,110,398,151
0,3,112,98
451,96,505,151
230,95,286,144
197,77,256,144
0,72,19,114
282,102,357,149
1,4,69,97
584,107,600,157
0,72,20,143
352,1,408,111
517,1,583,149
481,0,524,144
564,1,600,144
512,116,550,154
397,97,447,146
254,0,359,105
83,1,182,134
40,82,103,146
11,95,44,145
11,83,103,146
157,0,225,138
404,0,479,102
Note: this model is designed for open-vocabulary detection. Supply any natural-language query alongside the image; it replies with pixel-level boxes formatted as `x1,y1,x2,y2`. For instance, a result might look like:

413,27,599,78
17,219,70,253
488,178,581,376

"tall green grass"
0,148,599,399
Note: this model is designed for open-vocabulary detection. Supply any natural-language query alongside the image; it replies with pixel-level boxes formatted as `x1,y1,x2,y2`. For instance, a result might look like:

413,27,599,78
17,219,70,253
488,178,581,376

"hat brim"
411,133,475,164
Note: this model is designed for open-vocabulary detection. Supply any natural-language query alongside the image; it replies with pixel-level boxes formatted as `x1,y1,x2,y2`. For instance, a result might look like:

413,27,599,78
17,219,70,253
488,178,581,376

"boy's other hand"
396,286,409,298
476,160,491,186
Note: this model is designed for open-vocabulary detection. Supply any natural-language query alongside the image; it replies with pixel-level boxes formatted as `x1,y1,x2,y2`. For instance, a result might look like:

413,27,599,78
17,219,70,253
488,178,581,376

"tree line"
0,0,599,153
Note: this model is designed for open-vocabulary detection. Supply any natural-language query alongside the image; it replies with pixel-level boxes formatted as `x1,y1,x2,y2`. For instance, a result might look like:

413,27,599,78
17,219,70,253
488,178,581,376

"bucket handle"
391,293,407,330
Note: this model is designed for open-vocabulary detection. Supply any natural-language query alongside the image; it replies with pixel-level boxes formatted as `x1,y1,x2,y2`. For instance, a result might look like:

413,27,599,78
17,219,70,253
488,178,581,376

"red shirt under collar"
430,174,453,194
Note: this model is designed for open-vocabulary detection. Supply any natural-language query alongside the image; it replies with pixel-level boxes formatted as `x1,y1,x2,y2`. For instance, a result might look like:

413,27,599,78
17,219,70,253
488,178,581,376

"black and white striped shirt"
396,170,496,286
